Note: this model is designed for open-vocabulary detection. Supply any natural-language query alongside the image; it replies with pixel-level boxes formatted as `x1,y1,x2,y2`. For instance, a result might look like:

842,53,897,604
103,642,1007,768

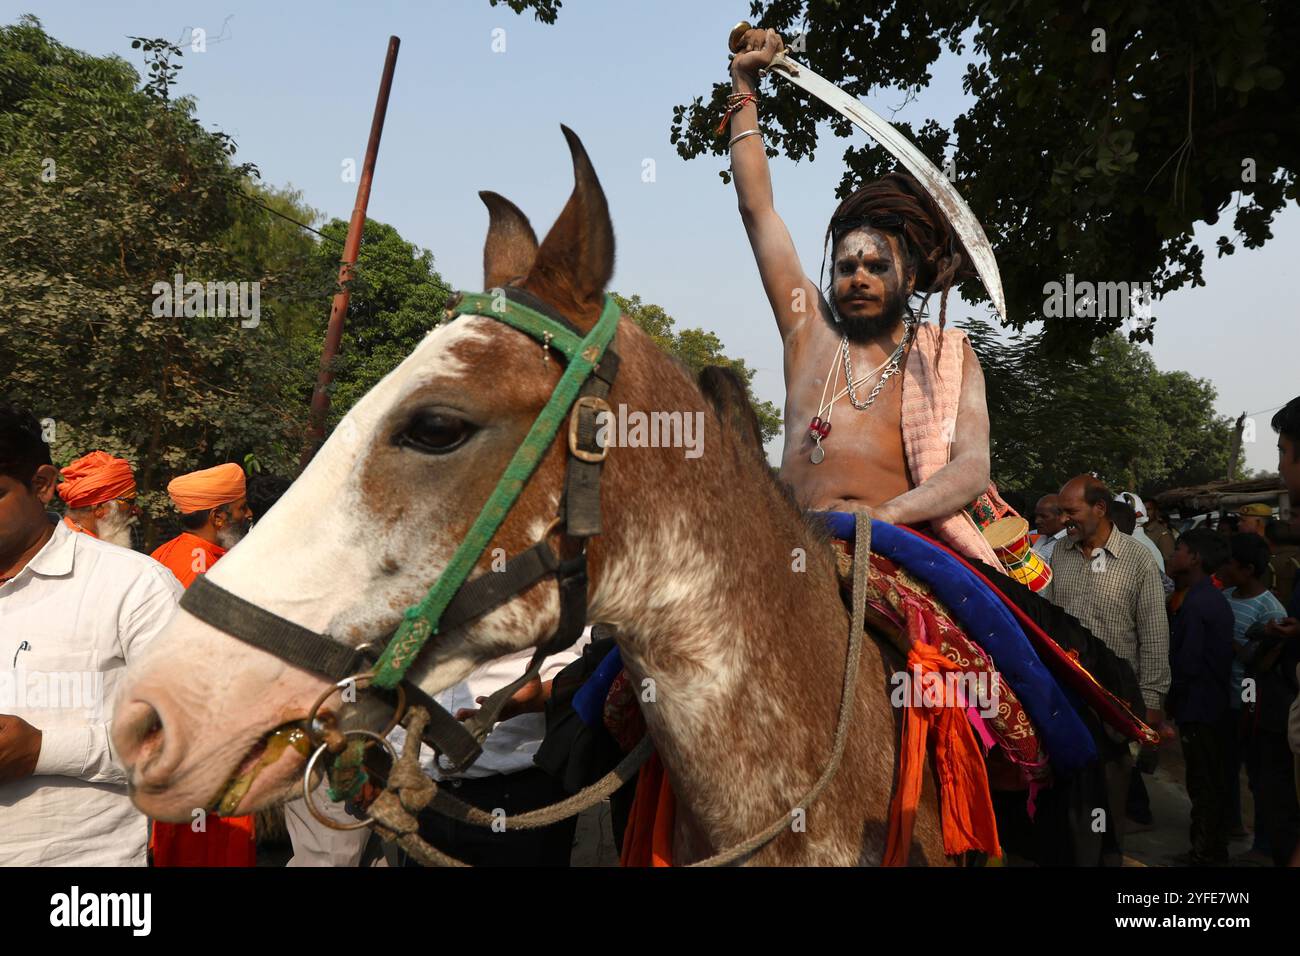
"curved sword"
731,25,1006,322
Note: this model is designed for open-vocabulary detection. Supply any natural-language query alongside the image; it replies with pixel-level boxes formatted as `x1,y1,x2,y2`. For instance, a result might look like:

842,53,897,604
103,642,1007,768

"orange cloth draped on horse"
148,463,256,867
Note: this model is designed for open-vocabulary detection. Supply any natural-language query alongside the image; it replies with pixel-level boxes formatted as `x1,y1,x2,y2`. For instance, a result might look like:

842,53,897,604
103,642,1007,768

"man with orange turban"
149,463,253,589
148,462,257,867
56,451,140,548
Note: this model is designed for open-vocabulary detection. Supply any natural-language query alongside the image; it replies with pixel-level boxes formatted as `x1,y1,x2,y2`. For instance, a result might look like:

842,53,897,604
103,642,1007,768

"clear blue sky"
8,0,1296,475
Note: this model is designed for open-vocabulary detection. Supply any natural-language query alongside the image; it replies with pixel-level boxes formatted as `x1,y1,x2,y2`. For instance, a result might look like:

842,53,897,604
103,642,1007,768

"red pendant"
809,416,822,435
817,420,831,438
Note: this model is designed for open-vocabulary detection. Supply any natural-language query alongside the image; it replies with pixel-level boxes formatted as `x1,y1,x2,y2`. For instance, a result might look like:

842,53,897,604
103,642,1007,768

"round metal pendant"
810,443,825,464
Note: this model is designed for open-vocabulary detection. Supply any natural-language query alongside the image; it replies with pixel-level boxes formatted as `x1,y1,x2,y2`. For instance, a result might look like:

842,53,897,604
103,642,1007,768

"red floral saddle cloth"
831,539,1051,791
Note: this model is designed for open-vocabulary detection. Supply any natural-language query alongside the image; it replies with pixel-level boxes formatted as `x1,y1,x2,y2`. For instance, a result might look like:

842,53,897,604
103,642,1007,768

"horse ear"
521,126,615,326
479,191,538,289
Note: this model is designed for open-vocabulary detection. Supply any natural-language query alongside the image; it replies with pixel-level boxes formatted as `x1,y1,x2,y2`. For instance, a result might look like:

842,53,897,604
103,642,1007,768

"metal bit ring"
301,728,399,831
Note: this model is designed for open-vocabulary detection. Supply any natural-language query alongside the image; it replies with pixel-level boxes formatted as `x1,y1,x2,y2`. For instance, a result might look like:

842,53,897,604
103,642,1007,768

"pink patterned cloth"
900,323,1009,569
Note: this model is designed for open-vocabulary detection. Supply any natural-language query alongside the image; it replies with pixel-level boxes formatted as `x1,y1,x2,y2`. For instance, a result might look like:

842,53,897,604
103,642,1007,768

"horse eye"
395,412,475,455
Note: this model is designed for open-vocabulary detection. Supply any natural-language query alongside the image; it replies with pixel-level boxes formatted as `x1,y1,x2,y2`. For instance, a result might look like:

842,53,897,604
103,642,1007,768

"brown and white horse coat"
113,127,947,865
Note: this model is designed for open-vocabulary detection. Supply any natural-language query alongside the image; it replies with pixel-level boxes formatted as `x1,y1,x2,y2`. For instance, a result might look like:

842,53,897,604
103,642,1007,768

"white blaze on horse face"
204,318,488,633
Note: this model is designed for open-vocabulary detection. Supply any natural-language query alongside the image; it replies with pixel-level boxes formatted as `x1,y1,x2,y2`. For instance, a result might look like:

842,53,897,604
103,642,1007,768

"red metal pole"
300,35,401,470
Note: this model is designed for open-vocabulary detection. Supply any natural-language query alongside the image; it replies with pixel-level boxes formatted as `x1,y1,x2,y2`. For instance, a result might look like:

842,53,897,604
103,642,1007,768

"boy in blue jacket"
1167,528,1235,865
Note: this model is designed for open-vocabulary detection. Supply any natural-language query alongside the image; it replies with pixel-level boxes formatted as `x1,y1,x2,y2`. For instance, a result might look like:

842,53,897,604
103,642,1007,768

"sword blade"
769,53,1007,323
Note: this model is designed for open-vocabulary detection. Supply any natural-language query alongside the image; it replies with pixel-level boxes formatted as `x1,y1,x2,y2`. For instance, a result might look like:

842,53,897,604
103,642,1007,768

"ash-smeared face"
829,227,913,342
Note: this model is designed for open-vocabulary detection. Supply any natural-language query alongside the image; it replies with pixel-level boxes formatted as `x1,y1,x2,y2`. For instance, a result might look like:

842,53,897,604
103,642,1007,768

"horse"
112,127,949,865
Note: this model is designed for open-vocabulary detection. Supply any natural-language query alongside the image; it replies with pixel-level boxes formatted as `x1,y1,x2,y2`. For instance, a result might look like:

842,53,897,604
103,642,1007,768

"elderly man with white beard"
56,451,141,547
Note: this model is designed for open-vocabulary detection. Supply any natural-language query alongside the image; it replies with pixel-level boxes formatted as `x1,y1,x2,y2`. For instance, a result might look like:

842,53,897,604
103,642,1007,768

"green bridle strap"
451,292,589,360
370,292,621,689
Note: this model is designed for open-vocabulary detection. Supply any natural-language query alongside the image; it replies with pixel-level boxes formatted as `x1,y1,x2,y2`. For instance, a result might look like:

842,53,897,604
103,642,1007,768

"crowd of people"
1025,403,1300,866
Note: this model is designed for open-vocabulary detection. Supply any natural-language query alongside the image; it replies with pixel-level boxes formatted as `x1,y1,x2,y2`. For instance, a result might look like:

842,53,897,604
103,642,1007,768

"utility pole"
300,36,401,471
1227,411,1246,480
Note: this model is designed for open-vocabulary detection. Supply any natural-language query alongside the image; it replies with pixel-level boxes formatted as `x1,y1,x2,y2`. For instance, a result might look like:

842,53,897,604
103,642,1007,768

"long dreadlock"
821,170,976,368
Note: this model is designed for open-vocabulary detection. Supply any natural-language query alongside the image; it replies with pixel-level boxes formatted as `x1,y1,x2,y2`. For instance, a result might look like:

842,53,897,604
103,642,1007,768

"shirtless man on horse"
728,28,1002,563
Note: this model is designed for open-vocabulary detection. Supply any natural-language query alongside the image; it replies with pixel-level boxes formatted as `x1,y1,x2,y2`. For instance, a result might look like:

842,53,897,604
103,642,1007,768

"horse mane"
698,365,764,453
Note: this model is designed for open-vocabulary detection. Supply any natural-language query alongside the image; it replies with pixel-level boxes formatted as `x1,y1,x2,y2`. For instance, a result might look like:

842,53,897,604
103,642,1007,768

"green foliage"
670,1,1299,352
611,292,783,444
962,318,1238,500
488,0,563,23
222,182,329,344
0,19,315,543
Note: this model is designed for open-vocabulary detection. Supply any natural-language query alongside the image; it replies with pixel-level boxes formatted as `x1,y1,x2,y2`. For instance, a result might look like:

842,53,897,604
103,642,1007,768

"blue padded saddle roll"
815,511,1097,772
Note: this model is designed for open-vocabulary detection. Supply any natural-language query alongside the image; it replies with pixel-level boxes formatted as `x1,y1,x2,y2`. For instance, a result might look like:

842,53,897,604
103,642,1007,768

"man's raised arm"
729,28,821,342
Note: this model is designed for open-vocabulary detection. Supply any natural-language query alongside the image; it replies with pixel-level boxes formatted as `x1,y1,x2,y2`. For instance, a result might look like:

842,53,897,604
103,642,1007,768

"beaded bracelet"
716,91,759,135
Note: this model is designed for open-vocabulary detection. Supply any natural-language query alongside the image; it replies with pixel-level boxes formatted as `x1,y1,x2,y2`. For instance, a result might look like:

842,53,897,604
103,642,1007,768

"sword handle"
727,21,751,53
728,21,799,77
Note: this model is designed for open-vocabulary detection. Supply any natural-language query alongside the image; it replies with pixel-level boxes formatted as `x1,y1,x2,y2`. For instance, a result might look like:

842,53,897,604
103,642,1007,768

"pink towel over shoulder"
900,323,1007,569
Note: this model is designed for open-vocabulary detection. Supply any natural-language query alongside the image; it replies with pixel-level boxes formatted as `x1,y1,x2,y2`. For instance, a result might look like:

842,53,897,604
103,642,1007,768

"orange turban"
167,463,247,514
57,451,136,509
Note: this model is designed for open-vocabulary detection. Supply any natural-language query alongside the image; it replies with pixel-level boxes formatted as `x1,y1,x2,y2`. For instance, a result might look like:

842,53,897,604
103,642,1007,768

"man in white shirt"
1116,491,1167,573
0,403,182,865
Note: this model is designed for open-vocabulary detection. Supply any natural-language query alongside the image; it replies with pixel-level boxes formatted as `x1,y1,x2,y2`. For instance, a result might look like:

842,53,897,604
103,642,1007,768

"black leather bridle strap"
181,575,368,682
564,350,619,538
396,680,484,771
502,286,584,336
440,541,559,632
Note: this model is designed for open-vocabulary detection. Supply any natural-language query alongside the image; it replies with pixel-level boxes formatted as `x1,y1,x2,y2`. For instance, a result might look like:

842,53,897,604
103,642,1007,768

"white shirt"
388,632,588,781
1131,525,1166,573
1033,528,1066,562
284,790,379,867
0,520,182,865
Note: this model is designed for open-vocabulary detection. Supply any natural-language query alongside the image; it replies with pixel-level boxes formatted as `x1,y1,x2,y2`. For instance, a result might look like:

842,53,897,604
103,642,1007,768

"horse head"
112,127,742,822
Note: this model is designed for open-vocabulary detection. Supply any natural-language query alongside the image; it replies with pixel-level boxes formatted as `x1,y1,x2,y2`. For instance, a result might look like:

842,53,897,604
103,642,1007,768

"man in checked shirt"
1046,473,1171,861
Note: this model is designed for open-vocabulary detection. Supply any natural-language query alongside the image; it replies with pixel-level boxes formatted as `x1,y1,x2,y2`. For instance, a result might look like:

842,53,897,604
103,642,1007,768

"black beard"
827,290,907,343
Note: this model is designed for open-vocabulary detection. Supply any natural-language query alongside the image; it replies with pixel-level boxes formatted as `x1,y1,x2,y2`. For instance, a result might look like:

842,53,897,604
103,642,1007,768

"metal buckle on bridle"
303,659,408,750
568,395,611,463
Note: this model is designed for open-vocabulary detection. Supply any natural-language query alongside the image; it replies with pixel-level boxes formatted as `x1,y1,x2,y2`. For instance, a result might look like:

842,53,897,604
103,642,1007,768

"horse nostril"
141,708,163,750
116,699,167,774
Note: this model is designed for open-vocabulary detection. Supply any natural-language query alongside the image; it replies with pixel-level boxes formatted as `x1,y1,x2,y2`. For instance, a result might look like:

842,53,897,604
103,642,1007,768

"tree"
665,1,1298,352
611,292,783,444
962,318,1239,500
0,19,315,544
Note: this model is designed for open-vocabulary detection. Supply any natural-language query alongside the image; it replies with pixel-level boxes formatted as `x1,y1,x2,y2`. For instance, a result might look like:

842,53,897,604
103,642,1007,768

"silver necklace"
841,318,914,411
